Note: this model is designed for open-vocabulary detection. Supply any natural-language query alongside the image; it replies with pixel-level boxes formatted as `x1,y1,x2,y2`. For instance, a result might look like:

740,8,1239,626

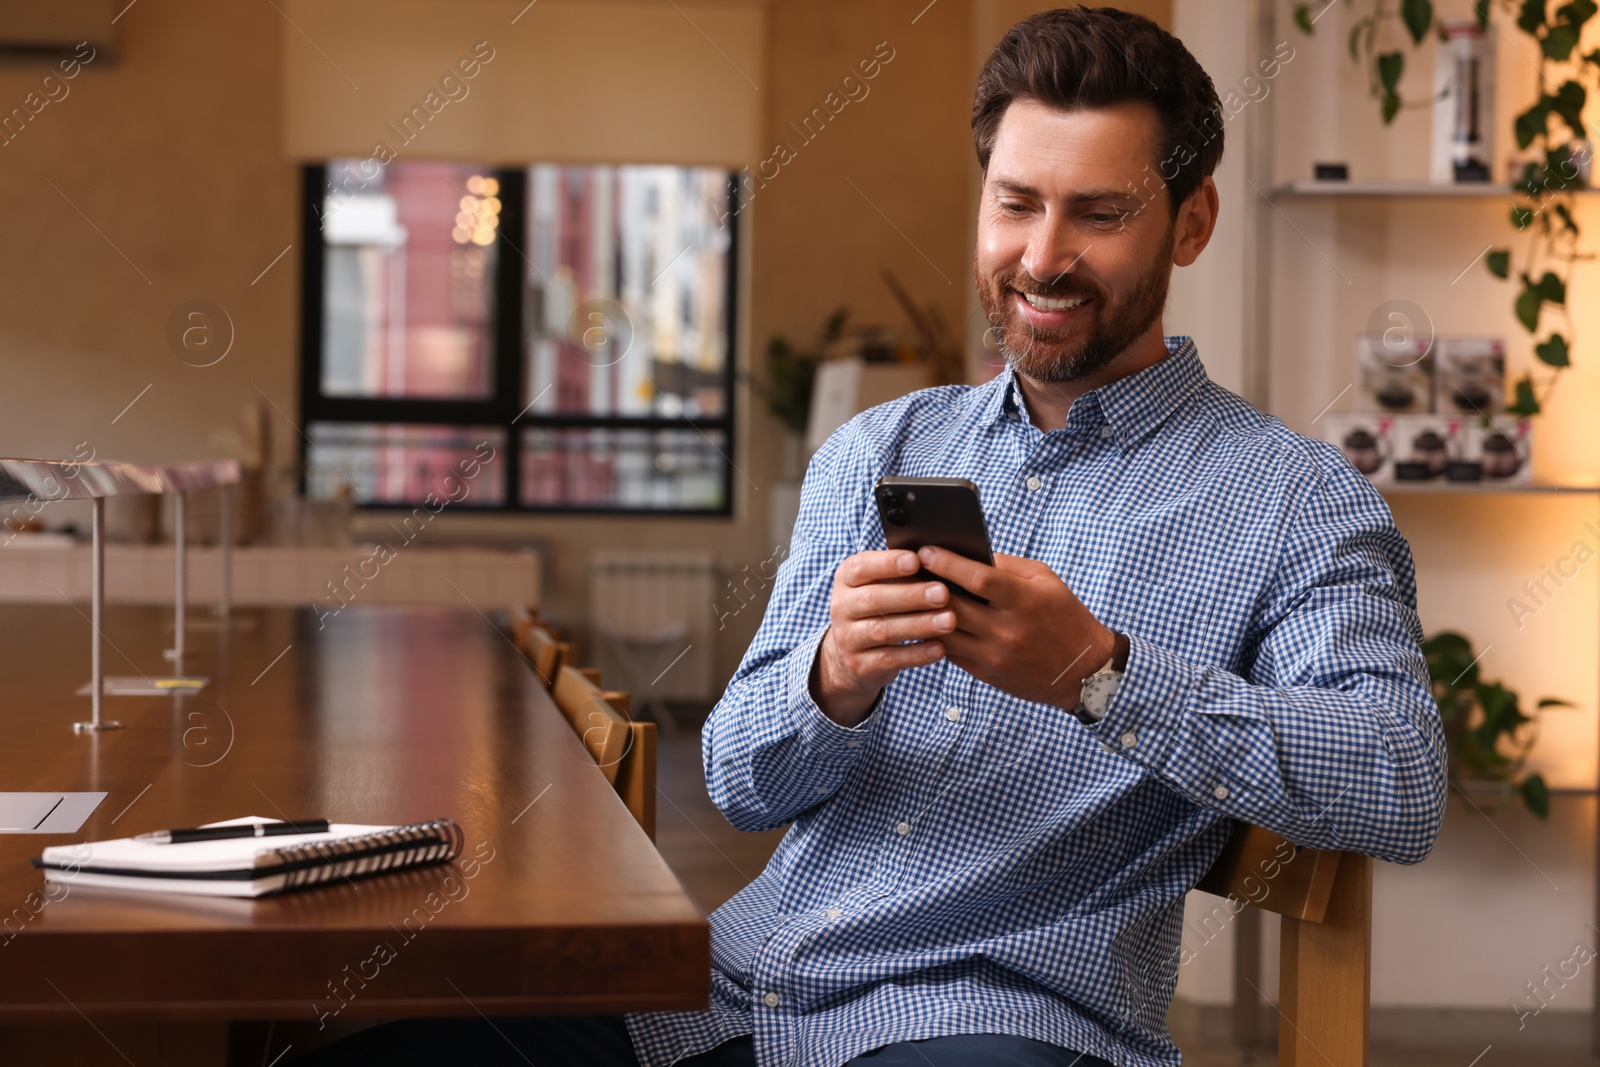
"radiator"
587,550,717,703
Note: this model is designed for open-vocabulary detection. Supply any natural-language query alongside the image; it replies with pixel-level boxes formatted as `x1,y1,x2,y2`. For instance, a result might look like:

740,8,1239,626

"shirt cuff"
785,623,879,760
1089,632,1202,768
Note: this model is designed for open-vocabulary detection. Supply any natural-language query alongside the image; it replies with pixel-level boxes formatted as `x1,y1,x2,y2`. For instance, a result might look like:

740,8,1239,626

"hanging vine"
1294,0,1597,416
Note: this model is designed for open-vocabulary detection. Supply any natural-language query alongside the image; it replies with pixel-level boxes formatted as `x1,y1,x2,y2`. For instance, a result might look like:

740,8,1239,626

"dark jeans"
290,1013,1118,1066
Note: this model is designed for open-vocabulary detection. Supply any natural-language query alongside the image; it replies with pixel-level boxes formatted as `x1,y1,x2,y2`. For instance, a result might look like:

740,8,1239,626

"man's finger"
916,547,1014,605
860,641,946,675
837,550,920,588
841,579,949,622
848,610,956,650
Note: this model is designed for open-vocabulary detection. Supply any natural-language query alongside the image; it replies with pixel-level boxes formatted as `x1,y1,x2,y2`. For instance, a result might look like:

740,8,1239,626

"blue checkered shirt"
627,336,1446,1067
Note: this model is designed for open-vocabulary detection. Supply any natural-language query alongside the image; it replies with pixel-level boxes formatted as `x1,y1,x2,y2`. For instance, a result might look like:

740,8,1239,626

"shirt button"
1100,425,1114,439
826,907,843,919
814,784,830,794
1119,731,1138,749
1213,784,1231,801
944,706,963,723
763,991,780,1008
843,739,862,749
1025,475,1042,492
895,821,911,836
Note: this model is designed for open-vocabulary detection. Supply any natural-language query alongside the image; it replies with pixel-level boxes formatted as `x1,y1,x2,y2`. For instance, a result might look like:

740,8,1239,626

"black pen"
135,820,331,844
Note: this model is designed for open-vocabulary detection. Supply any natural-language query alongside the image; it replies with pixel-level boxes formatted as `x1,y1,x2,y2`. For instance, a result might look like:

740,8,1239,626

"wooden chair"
509,607,570,691
1194,823,1371,1066
551,664,656,840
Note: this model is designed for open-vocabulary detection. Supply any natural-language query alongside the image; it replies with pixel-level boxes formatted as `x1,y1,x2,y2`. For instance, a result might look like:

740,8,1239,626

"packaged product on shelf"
1442,415,1484,482
1357,334,1434,414
1322,412,1393,484
1434,336,1505,415
1479,416,1532,485
1390,414,1452,482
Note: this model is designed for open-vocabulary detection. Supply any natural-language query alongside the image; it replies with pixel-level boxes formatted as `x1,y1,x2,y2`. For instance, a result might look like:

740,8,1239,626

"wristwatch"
1072,631,1131,725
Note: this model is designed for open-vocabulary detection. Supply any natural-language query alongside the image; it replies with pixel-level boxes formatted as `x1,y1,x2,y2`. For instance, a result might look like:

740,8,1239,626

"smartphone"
873,476,995,602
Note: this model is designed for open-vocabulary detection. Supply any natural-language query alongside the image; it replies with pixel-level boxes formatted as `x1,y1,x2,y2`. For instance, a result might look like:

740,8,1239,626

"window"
299,160,739,514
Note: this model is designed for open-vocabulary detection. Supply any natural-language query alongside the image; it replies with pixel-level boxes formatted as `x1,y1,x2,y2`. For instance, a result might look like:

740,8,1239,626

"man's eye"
999,202,1029,215
1088,212,1125,224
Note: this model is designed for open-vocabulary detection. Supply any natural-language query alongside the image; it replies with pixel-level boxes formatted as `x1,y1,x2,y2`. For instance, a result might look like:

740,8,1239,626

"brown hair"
972,7,1224,217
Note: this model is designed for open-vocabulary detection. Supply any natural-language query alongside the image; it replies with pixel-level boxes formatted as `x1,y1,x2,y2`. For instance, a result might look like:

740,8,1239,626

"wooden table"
0,605,708,1031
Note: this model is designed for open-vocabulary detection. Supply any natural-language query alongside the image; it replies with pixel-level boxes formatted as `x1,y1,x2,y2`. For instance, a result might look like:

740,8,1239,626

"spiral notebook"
32,816,464,898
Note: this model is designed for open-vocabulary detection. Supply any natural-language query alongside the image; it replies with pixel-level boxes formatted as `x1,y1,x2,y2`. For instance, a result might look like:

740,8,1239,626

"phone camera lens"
886,507,908,526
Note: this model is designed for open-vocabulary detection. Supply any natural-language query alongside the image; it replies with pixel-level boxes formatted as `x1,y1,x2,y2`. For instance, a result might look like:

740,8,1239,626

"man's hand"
811,549,954,727
917,546,1116,710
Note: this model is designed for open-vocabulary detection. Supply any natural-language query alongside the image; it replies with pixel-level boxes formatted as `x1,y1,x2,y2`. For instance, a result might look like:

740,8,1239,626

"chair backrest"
523,624,569,690
549,665,656,840
1195,823,1370,1066
509,605,536,649
552,665,630,784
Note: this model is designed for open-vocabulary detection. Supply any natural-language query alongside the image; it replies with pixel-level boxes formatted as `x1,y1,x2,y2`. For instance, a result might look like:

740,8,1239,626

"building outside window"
300,160,738,514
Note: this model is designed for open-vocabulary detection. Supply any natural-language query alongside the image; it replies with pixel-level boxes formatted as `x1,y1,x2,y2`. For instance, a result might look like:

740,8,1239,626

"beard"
975,224,1176,384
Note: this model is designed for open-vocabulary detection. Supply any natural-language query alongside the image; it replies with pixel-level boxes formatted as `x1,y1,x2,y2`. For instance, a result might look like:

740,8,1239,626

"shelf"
1271,179,1600,199
1457,781,1599,797
1379,479,1600,496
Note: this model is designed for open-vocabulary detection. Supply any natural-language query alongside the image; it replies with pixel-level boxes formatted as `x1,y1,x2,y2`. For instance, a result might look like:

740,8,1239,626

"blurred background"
0,0,1598,1061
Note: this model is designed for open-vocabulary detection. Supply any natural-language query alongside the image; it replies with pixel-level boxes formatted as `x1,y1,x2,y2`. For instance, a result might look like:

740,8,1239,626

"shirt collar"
982,335,1207,447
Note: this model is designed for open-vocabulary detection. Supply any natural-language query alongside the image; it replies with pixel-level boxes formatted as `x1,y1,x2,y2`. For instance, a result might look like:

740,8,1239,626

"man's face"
975,98,1177,384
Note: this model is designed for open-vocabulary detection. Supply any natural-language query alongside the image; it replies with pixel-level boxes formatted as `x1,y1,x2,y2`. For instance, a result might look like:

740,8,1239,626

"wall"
281,0,766,167
0,0,295,470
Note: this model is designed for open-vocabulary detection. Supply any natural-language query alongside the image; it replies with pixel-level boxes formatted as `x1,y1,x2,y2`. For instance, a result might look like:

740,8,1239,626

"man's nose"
1019,213,1086,286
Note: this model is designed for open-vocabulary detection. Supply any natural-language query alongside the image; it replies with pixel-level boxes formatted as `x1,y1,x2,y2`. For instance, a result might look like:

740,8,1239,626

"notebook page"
40,817,396,874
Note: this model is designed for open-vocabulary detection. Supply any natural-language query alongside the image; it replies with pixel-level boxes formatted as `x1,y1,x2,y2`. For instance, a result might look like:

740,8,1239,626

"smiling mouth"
1015,290,1091,312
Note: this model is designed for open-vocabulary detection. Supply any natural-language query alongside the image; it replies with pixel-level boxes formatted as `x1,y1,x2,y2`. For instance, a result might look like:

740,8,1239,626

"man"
302,7,1445,1066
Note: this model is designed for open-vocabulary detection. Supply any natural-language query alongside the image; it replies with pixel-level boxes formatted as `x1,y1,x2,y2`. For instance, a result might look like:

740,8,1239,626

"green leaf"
1401,0,1434,43
1553,81,1588,139
1486,249,1511,278
1377,51,1405,93
1555,201,1579,234
1545,23,1582,61
1423,631,1473,656
1515,100,1551,150
1509,375,1541,416
1520,0,1548,32
1535,271,1566,303
1515,285,1542,331
1563,0,1599,24
1538,697,1577,708
1381,91,1401,124
1294,3,1314,34
1511,204,1536,230
1475,0,1493,29
1521,774,1551,819
1536,333,1571,366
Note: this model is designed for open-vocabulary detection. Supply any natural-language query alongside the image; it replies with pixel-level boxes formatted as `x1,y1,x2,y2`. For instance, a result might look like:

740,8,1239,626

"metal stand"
153,489,207,690
74,497,122,732
218,482,231,620
79,490,209,698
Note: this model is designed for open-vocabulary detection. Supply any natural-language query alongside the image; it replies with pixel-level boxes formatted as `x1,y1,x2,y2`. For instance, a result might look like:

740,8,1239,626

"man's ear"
1172,176,1219,268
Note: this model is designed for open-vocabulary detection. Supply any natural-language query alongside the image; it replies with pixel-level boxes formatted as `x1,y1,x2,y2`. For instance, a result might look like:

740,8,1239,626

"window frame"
297,163,741,517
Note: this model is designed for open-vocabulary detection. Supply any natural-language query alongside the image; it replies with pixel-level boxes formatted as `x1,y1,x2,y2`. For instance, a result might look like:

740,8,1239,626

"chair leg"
1279,852,1371,1067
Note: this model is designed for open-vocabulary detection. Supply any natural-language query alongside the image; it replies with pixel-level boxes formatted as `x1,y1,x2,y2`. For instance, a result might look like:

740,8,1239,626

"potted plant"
1422,630,1570,818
